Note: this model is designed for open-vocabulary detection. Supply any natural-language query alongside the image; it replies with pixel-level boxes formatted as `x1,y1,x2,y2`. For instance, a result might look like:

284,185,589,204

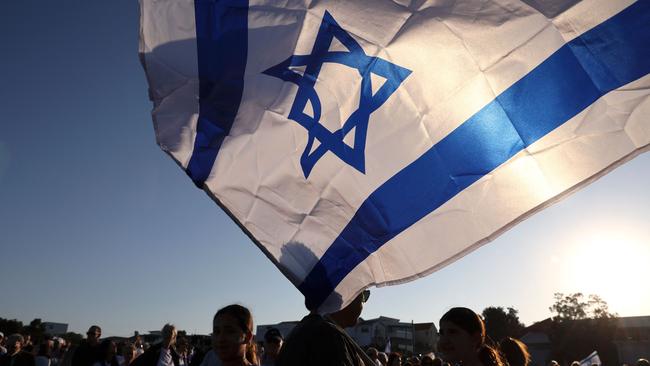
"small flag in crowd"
580,351,602,366
139,0,650,312
384,338,391,354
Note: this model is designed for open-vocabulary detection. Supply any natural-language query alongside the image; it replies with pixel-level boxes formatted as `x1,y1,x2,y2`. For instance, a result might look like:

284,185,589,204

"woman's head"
213,304,257,365
438,308,484,363
499,337,530,366
440,307,485,341
438,308,503,366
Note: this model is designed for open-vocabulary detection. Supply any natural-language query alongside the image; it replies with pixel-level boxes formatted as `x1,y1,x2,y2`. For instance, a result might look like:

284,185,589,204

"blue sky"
1,1,648,337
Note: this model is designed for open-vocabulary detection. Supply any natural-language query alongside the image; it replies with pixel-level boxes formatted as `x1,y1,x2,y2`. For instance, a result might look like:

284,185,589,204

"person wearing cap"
260,328,283,366
276,289,374,366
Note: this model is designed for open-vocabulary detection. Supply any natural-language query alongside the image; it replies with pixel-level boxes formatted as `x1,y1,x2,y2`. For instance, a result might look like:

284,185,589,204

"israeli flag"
580,351,602,366
140,0,650,312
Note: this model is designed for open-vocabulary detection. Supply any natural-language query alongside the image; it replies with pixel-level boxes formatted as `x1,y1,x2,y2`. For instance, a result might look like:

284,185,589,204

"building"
413,322,438,354
521,316,650,366
43,322,68,336
520,318,553,366
348,316,403,351
383,321,415,354
257,316,437,355
347,317,438,355
613,316,650,364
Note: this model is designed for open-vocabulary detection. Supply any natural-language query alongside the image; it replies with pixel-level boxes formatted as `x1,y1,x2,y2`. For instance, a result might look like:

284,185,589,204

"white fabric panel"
139,0,198,168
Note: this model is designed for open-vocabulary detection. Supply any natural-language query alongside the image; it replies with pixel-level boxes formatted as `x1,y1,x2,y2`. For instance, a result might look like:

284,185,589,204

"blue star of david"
263,11,412,178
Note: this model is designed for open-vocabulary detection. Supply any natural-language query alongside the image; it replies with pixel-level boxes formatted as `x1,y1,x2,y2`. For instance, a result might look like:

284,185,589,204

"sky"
1,1,649,338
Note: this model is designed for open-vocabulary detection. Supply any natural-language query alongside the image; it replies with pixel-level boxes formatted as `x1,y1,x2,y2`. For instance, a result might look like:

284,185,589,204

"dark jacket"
0,351,36,366
132,344,179,366
276,313,373,366
71,341,100,366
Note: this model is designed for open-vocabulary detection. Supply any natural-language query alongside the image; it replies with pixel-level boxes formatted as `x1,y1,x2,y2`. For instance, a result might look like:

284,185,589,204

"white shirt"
157,348,173,366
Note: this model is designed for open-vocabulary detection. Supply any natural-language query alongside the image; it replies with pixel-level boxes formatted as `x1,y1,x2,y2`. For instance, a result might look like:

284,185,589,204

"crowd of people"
1,292,648,366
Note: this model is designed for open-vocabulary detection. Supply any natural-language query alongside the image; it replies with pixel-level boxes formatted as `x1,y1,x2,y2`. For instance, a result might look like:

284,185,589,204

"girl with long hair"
213,304,258,366
437,308,505,366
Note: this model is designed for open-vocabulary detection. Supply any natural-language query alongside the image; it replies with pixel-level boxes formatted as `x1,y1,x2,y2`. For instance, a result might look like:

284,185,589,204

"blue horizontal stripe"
188,0,249,187
300,0,650,310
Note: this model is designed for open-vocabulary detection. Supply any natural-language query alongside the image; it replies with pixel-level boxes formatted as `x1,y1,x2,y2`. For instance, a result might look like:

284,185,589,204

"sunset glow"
566,228,650,314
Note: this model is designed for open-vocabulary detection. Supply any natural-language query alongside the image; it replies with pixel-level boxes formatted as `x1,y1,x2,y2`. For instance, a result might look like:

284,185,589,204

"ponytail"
478,344,506,366
246,341,258,366
499,337,531,366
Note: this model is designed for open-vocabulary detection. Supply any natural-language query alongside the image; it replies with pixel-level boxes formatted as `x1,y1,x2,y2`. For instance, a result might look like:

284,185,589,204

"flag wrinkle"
150,78,195,112
490,96,528,157
438,18,481,74
449,5,551,71
481,21,554,75
142,54,194,102
268,175,353,245
378,9,418,49
419,75,493,145
349,208,502,293
255,186,306,221
621,95,650,148
567,36,620,94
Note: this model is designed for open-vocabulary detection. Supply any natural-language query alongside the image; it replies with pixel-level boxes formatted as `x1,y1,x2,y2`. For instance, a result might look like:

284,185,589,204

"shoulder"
18,352,36,360
297,314,341,334
285,314,344,345
146,344,163,356
278,314,352,366
75,342,89,352
0,354,10,366
198,351,218,366
16,352,36,366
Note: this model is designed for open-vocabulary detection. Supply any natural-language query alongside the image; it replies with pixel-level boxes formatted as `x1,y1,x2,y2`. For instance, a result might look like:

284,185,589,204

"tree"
0,318,24,335
481,306,526,342
0,317,50,345
549,293,616,321
23,318,46,344
548,293,618,366
588,295,616,319
549,293,588,321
